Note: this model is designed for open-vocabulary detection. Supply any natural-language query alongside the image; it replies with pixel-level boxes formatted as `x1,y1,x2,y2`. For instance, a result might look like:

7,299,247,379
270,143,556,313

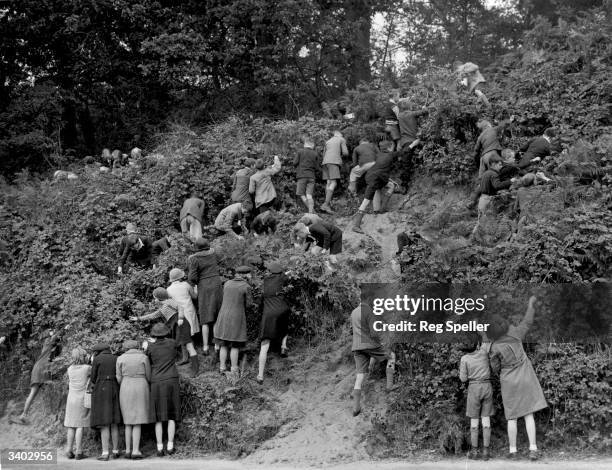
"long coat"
188,249,223,325
167,280,200,336
490,323,547,420
90,351,122,427
260,273,290,341
214,278,252,343
116,349,151,425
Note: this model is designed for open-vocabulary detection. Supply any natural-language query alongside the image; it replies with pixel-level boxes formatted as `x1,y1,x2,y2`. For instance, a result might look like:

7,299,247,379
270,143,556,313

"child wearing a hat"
459,332,493,460
213,265,253,381
257,261,290,384
488,296,546,461
146,323,180,456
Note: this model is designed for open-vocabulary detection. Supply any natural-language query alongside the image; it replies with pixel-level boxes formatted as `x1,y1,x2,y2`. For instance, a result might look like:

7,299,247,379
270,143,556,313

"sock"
470,427,479,449
483,426,491,447
157,444,163,451
167,442,174,451
529,444,538,451
509,446,517,453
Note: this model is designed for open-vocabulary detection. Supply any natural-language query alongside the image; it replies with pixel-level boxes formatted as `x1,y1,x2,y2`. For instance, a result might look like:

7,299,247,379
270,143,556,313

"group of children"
351,295,548,461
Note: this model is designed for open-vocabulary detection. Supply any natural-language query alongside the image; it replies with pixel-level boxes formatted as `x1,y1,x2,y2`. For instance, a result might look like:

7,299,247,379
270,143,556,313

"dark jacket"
308,221,342,250
90,350,121,427
398,109,428,145
188,250,221,283
518,136,551,169
119,235,153,270
366,152,395,183
147,338,179,382
294,148,319,179
351,143,378,167
480,169,512,196
474,127,503,158
231,168,256,203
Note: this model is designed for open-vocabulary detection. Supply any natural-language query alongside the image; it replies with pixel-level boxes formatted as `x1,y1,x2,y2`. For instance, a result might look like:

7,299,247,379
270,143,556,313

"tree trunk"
345,0,372,88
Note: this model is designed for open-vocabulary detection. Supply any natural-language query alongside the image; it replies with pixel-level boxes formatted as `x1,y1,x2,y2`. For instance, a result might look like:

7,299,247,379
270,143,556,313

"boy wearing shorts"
459,332,494,460
351,302,395,416
293,139,318,213
321,131,348,213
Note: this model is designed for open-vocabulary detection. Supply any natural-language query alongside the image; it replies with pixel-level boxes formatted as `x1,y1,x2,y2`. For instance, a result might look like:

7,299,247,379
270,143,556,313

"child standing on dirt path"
352,140,397,234
351,302,395,417
294,139,319,213
321,130,348,214
459,332,494,461
488,296,547,461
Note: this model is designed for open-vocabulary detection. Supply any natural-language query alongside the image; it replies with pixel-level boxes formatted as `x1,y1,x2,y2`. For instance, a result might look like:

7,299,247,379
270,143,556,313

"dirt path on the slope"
244,345,388,467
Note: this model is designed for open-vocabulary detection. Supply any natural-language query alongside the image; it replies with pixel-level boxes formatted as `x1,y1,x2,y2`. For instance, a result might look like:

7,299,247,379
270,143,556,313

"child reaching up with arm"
458,332,493,461
488,296,547,461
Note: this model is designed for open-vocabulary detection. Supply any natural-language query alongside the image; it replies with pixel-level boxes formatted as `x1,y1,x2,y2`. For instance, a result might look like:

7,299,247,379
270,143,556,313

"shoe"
156,450,165,457
75,453,87,460
124,452,132,459
467,449,479,459
9,415,28,425
202,348,210,356
256,377,264,385
482,447,490,461
166,448,176,456
66,451,75,459
507,452,519,460
111,451,120,459
529,450,539,461
97,454,109,461
352,389,362,417
352,211,365,234
131,453,143,460
280,347,288,358
320,203,334,214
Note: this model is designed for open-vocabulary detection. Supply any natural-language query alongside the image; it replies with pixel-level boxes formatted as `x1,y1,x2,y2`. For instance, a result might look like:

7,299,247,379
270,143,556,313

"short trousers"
364,175,388,200
296,177,315,196
354,347,388,374
466,382,494,418
349,161,376,182
322,164,341,181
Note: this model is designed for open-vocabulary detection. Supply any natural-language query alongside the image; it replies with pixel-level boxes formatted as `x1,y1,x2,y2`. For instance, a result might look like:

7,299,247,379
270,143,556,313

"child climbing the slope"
488,295,547,461
459,332,494,461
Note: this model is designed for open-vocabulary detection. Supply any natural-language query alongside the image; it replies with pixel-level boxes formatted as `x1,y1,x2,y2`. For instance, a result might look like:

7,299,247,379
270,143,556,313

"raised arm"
264,155,282,176
514,296,537,340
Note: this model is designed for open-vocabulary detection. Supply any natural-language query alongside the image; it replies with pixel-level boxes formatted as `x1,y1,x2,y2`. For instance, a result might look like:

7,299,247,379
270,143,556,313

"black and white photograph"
0,0,611,469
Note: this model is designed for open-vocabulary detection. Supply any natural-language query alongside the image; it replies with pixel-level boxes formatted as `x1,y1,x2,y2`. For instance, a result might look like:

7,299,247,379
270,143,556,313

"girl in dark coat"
90,343,122,460
257,262,290,384
146,323,180,457
187,237,223,355
10,328,65,425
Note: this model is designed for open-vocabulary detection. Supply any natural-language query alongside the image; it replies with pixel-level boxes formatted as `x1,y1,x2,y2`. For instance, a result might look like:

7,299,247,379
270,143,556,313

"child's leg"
66,427,75,453
21,384,41,418
201,324,209,352
353,372,365,416
219,346,228,372
75,427,83,454
258,340,270,380
524,413,537,450
124,425,132,453
507,419,518,453
470,418,480,449
481,416,491,448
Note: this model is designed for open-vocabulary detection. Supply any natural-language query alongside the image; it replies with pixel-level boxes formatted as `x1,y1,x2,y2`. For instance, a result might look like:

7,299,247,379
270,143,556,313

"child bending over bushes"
488,296,547,461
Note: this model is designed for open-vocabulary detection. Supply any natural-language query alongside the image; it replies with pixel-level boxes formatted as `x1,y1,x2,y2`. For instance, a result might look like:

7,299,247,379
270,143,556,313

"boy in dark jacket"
294,140,318,213
517,128,556,171
352,141,396,234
